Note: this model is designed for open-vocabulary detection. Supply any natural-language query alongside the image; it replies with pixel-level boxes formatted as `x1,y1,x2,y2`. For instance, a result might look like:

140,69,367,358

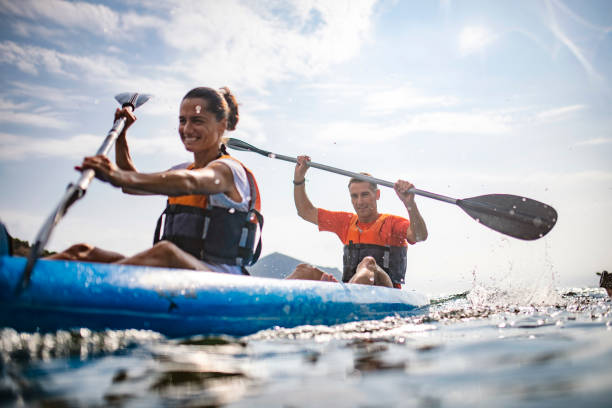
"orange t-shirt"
317,208,414,246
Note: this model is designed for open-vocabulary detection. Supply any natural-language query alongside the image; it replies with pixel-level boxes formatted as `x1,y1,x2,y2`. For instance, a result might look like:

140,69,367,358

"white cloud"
10,81,92,106
1,1,379,93
362,85,460,115
0,0,120,36
0,130,192,161
0,41,129,79
575,137,612,147
545,0,602,80
459,26,496,56
0,133,100,159
536,104,586,120
316,111,511,143
0,98,71,129
151,0,378,90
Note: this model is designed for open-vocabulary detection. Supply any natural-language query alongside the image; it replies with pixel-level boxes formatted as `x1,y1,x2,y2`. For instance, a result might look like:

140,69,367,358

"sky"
0,0,611,297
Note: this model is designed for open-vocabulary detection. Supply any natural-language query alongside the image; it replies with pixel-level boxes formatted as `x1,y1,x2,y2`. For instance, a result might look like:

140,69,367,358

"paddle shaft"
266,153,540,224
17,109,132,293
266,152,457,204
227,138,557,240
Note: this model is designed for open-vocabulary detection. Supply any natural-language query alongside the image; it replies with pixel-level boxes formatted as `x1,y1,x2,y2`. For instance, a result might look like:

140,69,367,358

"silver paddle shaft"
269,153,457,204
75,115,127,190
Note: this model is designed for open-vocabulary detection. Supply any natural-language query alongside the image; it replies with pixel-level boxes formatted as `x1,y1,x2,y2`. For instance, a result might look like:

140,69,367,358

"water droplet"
533,217,542,227
521,197,527,202
509,209,515,215
269,153,276,159
214,179,220,185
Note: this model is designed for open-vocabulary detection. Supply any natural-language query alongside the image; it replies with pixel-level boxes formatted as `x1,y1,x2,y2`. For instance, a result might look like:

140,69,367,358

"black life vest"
341,213,407,284
153,157,263,269
342,242,407,284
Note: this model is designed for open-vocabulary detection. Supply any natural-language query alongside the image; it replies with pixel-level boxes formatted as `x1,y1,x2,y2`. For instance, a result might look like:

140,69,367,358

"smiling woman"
46,87,263,276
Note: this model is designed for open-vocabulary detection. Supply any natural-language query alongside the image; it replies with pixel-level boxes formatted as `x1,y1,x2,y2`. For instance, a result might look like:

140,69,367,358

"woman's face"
178,98,227,154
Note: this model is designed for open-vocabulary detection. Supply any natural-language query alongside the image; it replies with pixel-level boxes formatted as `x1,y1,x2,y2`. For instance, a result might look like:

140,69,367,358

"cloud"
0,129,193,160
459,26,496,56
0,41,129,79
536,104,586,120
316,111,511,143
544,0,603,80
0,0,119,36
301,82,461,114
362,85,460,115
0,133,101,159
0,97,71,129
148,1,378,90
1,1,380,95
10,81,92,106
574,137,612,147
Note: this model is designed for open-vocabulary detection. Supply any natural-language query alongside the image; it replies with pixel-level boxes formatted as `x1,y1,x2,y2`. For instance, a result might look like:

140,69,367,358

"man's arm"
293,155,318,225
394,180,428,243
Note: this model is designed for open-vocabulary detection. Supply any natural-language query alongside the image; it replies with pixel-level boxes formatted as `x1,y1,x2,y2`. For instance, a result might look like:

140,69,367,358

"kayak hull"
0,256,429,338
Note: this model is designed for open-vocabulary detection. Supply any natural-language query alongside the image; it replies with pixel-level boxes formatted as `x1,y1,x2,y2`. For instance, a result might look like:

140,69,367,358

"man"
286,155,428,288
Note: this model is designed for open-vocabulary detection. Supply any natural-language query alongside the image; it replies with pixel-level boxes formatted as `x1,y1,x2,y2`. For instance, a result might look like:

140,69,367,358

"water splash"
0,328,163,363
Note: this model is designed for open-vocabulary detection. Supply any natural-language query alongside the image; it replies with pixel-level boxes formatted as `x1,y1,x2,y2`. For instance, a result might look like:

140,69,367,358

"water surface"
1,287,610,407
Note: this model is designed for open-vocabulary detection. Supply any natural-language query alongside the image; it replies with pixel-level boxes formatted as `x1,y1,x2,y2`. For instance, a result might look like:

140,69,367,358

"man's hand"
294,155,310,183
394,180,416,209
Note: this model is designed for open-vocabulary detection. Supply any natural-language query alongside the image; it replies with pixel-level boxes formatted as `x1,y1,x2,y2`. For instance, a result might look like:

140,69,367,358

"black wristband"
293,179,306,186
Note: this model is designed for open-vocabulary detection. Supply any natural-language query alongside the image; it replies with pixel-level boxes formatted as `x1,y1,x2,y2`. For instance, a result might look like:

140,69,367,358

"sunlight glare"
459,26,493,55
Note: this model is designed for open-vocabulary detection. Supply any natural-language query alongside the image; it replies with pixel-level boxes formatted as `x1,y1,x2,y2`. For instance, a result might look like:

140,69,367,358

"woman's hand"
114,107,137,138
76,155,124,187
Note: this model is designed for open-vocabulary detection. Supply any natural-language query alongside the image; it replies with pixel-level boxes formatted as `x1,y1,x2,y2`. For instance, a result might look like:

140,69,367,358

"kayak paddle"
227,138,557,241
17,92,152,293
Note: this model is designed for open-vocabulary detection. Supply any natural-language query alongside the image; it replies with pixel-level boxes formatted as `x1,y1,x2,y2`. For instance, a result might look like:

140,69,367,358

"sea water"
0,287,610,407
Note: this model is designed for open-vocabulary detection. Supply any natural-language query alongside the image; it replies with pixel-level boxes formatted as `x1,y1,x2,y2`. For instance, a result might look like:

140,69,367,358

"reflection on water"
0,288,610,407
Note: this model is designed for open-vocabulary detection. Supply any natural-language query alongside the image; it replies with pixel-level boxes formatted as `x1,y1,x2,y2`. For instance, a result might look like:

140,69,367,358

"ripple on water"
0,288,610,407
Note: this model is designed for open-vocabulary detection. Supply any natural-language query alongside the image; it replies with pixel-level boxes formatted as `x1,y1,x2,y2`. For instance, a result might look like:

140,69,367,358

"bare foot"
320,273,338,282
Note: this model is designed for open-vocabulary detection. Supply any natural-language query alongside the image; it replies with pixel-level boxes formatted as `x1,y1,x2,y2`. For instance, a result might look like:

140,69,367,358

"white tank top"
169,158,251,275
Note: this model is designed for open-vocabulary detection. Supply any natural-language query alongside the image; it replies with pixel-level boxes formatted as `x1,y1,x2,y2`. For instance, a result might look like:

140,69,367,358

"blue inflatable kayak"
0,256,429,338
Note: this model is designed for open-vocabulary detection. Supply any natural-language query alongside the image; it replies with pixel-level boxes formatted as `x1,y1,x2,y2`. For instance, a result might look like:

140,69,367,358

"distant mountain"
247,252,342,280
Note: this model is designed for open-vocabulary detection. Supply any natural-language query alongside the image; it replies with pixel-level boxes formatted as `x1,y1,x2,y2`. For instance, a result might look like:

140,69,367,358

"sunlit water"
1,287,610,407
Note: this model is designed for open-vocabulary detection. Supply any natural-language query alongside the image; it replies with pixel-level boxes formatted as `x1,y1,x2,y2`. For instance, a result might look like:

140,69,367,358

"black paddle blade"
227,138,269,155
457,194,557,240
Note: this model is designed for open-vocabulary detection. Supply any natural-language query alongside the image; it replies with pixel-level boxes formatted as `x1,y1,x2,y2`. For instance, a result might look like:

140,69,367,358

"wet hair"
182,86,239,130
348,172,377,191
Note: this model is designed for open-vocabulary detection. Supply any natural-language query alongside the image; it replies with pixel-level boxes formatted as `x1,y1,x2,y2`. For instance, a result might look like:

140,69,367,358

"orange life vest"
342,213,407,285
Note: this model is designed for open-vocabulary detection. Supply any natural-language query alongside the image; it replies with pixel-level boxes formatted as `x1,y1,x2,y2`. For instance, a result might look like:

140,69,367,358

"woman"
48,87,263,275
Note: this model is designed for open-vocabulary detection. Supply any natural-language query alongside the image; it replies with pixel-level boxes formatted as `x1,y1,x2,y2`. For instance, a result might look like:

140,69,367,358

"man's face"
349,182,380,222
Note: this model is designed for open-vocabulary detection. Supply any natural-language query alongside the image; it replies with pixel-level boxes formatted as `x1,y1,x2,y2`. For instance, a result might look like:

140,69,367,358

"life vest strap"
154,204,263,267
